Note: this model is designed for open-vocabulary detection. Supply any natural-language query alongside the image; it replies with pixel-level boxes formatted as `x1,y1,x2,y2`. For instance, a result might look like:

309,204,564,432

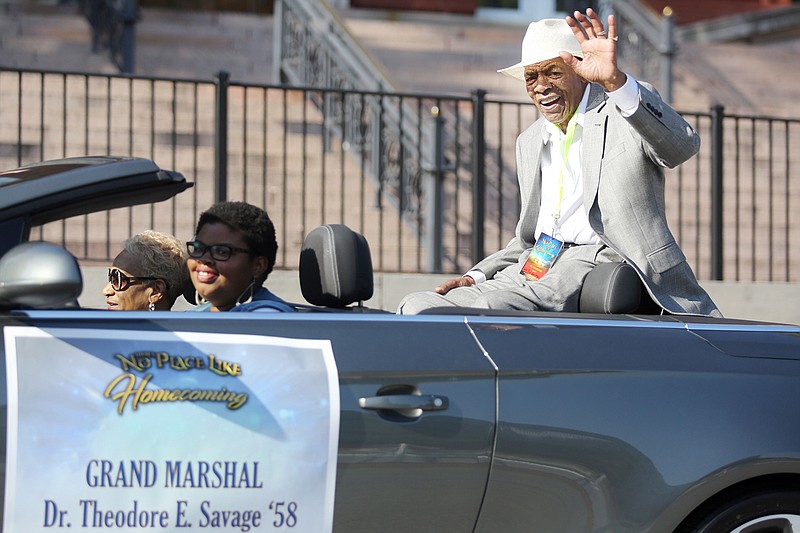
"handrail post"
272,0,285,84
119,0,137,74
471,89,486,265
88,0,102,52
215,70,230,204
659,6,675,103
710,104,724,281
425,106,445,273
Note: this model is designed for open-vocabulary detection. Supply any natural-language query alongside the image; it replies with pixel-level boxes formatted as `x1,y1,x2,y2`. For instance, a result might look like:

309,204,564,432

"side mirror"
0,242,83,309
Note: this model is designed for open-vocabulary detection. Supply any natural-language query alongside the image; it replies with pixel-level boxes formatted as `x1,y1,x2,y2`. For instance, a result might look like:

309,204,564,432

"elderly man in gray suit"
398,8,721,317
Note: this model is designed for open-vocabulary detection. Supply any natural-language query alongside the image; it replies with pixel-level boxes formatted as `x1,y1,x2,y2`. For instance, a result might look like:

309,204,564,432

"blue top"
189,286,295,312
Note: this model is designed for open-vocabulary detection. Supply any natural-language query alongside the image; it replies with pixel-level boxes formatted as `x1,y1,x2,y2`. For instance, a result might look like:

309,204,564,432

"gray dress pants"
397,244,622,314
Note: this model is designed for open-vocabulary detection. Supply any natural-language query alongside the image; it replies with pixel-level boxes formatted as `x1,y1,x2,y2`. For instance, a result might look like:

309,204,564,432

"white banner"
3,327,339,532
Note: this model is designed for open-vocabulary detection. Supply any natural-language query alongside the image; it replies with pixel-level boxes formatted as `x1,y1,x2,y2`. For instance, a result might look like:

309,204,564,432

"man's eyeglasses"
108,267,161,292
186,240,251,261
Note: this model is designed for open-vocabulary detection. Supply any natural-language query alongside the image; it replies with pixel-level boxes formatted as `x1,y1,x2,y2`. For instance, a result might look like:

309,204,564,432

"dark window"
556,0,597,11
478,0,518,8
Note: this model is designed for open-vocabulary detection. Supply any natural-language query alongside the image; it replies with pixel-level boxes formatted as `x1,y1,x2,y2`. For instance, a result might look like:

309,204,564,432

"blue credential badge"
521,232,563,281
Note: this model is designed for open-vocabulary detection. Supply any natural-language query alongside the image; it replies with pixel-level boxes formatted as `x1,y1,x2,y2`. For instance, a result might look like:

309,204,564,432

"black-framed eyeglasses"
108,267,161,292
186,240,251,262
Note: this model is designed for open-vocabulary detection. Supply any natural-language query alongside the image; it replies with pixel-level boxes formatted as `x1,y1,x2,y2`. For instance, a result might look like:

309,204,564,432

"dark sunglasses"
108,267,161,292
186,240,251,261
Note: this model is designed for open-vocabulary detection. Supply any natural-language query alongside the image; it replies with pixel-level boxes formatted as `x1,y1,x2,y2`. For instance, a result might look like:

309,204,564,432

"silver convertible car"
1,157,799,533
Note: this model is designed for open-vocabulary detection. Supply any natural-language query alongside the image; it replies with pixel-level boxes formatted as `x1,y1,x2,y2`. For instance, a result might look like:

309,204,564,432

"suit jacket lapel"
521,124,544,239
582,84,609,212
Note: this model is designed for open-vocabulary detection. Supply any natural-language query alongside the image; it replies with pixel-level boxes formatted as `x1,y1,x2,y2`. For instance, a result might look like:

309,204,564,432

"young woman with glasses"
186,201,293,312
102,230,190,311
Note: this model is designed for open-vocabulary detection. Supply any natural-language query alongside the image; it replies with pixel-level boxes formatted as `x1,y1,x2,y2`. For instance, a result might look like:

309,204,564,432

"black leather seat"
299,226,657,315
299,224,377,310
579,262,660,314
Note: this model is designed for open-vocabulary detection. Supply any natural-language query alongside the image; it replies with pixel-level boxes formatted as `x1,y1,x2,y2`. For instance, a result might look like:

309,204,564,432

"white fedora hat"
498,19,583,81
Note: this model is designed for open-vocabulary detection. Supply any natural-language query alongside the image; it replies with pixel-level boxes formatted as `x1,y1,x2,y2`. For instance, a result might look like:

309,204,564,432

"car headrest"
299,224,374,307
579,262,642,314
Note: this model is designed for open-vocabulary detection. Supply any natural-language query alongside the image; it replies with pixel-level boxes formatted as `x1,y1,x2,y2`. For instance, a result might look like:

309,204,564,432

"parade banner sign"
3,327,340,532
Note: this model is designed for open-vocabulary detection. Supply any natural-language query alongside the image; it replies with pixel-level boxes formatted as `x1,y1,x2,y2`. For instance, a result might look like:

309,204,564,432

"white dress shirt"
467,76,641,284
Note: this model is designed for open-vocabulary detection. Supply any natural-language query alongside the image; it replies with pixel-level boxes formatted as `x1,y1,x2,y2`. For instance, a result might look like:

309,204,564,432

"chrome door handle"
358,394,449,414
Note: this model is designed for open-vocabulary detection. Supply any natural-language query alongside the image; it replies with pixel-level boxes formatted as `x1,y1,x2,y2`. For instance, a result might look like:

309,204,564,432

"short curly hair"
123,230,189,306
195,201,278,282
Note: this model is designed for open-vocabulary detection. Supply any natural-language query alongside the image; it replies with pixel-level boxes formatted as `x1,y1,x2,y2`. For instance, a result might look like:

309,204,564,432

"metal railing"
0,67,798,283
599,0,675,103
273,0,389,91
274,0,478,270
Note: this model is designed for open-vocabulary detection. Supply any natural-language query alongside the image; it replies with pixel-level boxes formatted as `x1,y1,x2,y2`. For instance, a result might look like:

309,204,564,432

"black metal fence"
0,67,797,282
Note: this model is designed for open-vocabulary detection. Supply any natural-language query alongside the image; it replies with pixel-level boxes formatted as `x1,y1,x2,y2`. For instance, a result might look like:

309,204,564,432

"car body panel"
0,311,497,532
689,327,800,361
4,311,798,532
468,317,800,532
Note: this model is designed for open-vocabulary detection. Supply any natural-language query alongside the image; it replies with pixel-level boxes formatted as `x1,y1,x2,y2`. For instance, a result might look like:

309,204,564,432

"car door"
0,311,497,533
468,315,800,532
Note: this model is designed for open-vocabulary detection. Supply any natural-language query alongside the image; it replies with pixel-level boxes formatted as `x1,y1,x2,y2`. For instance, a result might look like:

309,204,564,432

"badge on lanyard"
521,111,578,282
521,232,563,281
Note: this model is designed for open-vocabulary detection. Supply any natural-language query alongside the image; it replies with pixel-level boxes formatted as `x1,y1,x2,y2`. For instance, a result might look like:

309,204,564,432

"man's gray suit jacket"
472,82,721,317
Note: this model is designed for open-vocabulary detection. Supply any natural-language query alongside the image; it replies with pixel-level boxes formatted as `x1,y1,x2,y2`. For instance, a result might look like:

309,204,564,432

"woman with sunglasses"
187,201,293,312
103,230,190,311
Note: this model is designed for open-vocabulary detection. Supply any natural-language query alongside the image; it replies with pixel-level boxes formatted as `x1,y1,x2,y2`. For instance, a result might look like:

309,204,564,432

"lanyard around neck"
552,111,579,222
